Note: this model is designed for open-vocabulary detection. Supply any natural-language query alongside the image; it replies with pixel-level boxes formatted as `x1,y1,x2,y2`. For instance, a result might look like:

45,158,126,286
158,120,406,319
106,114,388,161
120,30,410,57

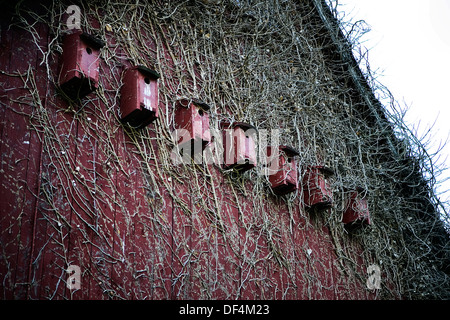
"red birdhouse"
59,30,105,100
303,166,334,209
174,99,211,154
222,122,257,172
342,187,371,228
120,65,160,128
266,145,300,195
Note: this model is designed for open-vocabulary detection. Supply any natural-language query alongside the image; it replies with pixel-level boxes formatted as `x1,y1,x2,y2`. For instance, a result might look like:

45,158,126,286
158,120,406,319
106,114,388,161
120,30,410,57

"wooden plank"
292,203,308,299
312,225,337,299
85,132,118,299
299,215,339,299
35,104,78,300
0,21,46,299
14,20,48,299
239,183,271,299
82,33,130,300
150,174,174,300
147,137,174,300
210,174,242,299
263,198,294,300
87,106,124,300
65,105,101,299
275,202,299,300
0,18,16,300
0,90,31,300
187,165,215,299
128,167,156,300
171,168,192,299
109,129,139,299
128,131,167,300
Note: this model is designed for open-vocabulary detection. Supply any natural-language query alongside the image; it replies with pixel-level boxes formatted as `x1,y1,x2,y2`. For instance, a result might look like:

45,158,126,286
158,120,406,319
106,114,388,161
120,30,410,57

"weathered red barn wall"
0,3,376,300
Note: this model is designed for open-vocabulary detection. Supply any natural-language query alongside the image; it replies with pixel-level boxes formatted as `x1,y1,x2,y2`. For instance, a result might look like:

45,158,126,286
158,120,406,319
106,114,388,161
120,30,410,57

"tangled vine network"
1,0,449,299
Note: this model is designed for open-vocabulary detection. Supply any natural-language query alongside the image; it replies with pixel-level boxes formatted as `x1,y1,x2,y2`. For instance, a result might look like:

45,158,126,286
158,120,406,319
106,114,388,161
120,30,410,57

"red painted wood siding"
0,6,375,300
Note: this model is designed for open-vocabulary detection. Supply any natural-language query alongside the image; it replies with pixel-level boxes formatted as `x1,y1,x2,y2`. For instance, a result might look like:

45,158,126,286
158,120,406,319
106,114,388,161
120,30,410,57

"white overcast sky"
337,0,450,206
